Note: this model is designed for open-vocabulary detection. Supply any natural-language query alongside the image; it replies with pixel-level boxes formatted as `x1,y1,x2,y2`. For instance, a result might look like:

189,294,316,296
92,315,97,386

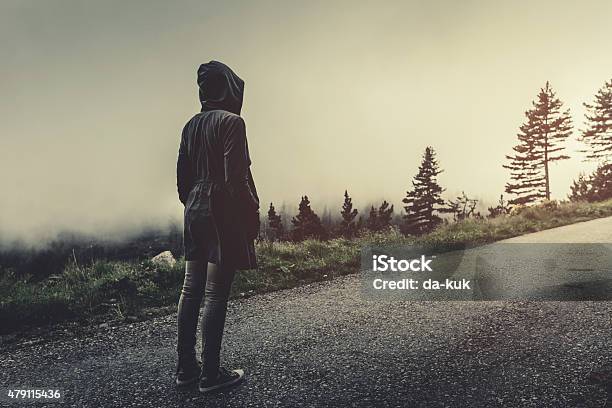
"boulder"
151,250,177,267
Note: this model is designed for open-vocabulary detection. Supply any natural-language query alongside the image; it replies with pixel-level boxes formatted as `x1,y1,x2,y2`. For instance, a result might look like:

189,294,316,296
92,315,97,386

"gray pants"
176,260,235,378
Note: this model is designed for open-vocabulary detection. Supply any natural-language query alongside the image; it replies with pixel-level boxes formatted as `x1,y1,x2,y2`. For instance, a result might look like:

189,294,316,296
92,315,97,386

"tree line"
505,79,612,204
265,146,486,242
265,78,612,242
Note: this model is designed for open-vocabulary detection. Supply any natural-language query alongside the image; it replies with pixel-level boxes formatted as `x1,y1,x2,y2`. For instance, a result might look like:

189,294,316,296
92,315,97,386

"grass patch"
2,199,611,333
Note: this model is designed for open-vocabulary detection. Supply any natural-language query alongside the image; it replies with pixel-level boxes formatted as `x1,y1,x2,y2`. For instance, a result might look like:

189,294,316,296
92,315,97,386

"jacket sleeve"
223,116,259,210
176,127,192,206
247,167,259,205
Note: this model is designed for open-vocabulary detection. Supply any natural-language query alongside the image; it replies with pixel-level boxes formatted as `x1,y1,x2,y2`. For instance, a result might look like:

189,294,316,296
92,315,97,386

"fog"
1,0,611,243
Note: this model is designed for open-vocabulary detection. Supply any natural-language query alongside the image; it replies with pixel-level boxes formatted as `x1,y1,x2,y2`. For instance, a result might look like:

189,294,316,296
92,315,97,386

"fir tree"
355,215,364,232
590,163,612,201
580,79,612,163
504,82,573,205
366,205,379,232
401,147,445,235
568,174,591,202
366,201,394,232
267,202,284,241
339,190,358,238
568,164,612,202
291,195,326,241
377,200,394,230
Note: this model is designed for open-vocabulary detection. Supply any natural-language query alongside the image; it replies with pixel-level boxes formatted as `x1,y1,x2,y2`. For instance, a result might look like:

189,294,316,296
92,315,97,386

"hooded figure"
174,62,258,390
177,60,259,270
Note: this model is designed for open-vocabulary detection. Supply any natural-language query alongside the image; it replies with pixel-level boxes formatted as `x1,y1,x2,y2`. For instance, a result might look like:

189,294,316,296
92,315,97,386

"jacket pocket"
185,183,212,216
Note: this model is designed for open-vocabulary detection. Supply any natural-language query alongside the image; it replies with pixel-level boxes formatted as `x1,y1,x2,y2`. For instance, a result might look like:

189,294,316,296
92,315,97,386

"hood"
197,61,244,115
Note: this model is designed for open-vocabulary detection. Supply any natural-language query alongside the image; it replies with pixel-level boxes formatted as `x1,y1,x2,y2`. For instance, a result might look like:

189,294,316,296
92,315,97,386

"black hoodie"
177,61,259,269
197,60,244,115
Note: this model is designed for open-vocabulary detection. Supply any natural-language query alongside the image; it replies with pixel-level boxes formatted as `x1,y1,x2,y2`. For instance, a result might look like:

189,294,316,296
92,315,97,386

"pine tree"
355,215,364,232
568,164,612,202
267,202,284,241
339,190,358,238
401,146,445,235
504,82,573,205
590,164,612,201
580,79,612,163
291,195,326,241
366,205,378,232
365,201,394,232
377,200,394,230
568,174,591,202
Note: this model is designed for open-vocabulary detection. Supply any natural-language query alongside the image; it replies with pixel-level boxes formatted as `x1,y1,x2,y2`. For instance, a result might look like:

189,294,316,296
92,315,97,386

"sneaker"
175,359,202,386
198,367,245,393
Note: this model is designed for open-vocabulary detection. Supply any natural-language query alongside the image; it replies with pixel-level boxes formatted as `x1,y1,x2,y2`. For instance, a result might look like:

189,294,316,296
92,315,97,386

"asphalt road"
2,217,611,407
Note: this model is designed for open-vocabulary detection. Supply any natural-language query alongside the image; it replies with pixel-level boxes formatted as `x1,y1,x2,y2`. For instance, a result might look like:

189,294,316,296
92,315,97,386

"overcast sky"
1,0,611,241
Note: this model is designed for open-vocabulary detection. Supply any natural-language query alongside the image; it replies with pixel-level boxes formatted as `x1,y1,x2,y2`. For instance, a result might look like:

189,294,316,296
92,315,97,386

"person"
175,60,259,393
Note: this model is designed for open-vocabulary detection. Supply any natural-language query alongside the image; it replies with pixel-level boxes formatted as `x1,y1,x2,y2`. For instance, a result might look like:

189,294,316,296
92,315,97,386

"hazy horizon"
2,0,611,242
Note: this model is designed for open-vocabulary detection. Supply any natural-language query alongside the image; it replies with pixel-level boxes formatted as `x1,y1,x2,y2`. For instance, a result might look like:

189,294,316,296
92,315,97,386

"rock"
125,316,138,323
151,251,176,267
